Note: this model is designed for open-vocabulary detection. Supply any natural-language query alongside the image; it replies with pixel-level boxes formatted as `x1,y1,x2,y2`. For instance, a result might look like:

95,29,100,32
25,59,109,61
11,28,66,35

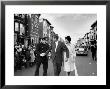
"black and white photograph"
4,4,106,85
14,14,97,76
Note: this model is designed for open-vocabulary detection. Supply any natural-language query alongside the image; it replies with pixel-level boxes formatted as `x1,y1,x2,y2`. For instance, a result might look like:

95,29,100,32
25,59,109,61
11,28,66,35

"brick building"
30,14,41,45
14,14,31,47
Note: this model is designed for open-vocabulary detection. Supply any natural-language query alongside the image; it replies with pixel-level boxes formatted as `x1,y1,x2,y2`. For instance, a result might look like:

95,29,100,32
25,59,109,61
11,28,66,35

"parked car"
76,46,88,56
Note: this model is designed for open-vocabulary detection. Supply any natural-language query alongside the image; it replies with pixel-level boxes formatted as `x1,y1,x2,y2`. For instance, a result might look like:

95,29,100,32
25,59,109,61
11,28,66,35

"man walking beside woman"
51,34,77,76
51,34,69,76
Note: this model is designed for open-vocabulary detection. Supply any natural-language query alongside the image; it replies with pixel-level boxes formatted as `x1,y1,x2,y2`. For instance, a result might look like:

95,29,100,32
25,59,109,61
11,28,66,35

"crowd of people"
14,43,36,71
14,34,97,76
34,35,77,76
14,34,77,76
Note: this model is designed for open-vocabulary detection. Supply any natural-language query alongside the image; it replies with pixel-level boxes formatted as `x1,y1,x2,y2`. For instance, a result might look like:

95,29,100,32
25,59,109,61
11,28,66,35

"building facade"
14,14,30,47
42,19,51,38
49,26,54,45
30,14,41,45
89,21,97,45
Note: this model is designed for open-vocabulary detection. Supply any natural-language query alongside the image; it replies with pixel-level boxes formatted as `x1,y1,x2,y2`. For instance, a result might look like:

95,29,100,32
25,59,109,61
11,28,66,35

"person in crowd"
30,46,35,66
63,36,76,76
16,43,22,70
21,44,27,68
26,45,31,67
34,37,51,76
14,44,19,71
22,44,26,67
51,34,69,76
91,42,97,61
22,44,30,68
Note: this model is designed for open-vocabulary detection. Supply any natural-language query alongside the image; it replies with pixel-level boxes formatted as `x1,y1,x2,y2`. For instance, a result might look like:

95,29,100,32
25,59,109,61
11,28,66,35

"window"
20,24,25,35
15,22,19,32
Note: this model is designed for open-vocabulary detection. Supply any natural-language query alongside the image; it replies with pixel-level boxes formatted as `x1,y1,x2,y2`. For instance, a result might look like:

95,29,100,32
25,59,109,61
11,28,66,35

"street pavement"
14,50,97,76
75,50,97,76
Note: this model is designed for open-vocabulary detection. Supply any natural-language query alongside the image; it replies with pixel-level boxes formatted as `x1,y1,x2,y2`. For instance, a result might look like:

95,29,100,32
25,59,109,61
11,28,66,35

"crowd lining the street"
14,35,97,76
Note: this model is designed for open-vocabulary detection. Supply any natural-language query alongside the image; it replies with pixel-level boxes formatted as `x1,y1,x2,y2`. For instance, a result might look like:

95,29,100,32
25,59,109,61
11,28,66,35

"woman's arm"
61,42,69,58
72,44,76,62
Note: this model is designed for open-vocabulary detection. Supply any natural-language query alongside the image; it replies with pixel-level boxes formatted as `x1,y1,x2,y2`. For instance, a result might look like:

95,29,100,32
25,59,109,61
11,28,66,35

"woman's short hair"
65,36,71,43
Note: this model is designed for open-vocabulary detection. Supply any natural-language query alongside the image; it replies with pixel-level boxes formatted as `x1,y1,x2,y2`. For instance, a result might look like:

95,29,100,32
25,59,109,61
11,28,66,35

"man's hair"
42,37,48,41
54,34,59,40
39,37,42,42
65,36,71,43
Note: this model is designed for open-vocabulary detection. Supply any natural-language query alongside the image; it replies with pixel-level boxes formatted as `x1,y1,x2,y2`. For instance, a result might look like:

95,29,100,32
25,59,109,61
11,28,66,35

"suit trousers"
53,61,62,76
35,56,48,76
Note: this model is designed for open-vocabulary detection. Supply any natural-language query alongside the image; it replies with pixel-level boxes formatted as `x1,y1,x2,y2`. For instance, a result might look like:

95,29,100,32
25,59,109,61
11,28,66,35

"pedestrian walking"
34,37,51,76
63,36,76,76
91,42,97,61
51,34,69,76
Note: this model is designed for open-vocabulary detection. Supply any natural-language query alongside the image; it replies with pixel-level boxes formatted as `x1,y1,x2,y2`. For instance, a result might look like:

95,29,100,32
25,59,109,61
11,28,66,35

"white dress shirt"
55,41,58,52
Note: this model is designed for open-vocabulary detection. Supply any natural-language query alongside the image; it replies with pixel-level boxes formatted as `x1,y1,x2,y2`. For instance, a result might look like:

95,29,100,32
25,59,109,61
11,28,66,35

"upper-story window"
15,22,19,32
20,23,25,35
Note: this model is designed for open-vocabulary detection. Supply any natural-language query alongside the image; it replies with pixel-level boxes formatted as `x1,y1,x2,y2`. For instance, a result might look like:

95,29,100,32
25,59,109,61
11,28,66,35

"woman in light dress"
63,36,76,76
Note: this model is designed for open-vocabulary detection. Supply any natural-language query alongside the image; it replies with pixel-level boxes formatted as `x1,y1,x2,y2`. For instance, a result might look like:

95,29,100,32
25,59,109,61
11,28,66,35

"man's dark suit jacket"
34,42,50,62
51,41,69,65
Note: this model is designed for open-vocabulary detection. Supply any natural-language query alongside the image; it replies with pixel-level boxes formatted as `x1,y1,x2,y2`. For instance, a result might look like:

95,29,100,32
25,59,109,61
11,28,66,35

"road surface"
14,50,97,76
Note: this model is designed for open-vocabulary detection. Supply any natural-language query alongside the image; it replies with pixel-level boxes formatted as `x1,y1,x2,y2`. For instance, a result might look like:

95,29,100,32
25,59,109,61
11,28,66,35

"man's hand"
40,53,46,57
65,59,68,62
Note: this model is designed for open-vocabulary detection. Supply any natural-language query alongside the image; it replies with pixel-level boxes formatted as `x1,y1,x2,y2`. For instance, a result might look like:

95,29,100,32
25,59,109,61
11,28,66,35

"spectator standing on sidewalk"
16,44,22,70
30,46,35,66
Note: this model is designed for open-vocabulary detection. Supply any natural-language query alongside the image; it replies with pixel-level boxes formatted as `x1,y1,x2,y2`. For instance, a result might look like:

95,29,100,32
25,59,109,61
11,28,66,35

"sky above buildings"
40,14,97,44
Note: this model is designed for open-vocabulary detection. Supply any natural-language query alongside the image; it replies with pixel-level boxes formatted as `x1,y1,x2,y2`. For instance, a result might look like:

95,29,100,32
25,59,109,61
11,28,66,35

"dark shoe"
43,73,47,76
35,74,39,76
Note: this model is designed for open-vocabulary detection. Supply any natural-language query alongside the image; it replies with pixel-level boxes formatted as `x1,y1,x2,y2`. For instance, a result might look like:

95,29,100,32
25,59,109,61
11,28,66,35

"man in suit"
51,34,69,76
34,37,51,76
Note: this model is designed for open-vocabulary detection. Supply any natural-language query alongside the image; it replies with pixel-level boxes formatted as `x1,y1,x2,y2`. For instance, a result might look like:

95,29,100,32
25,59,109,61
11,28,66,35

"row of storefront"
76,21,97,48
14,14,56,47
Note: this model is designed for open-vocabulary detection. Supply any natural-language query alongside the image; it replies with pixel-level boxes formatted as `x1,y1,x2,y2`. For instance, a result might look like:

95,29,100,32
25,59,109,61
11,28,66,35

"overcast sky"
40,14,97,44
